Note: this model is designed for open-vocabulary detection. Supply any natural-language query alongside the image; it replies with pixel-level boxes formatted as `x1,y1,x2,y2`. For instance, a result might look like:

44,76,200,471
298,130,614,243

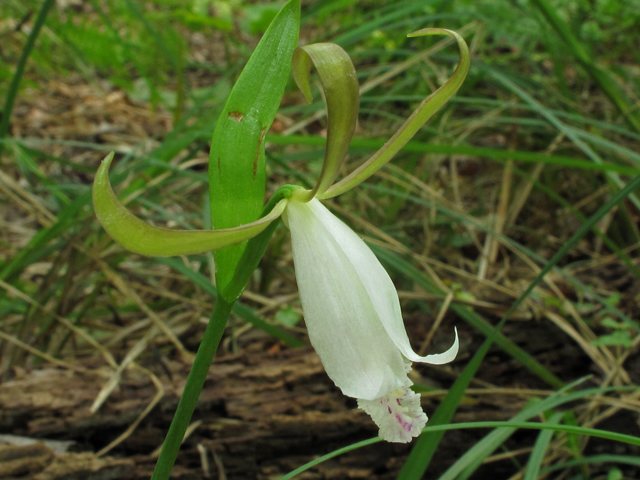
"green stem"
221,184,301,302
150,296,234,480
0,0,56,160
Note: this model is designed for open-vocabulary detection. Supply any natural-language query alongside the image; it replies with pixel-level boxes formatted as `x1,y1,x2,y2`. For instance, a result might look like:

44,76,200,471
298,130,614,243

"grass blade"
266,134,640,176
0,0,56,160
529,0,640,133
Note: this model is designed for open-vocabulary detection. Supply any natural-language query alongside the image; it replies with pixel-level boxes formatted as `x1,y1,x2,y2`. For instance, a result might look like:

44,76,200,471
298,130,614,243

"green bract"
209,0,300,292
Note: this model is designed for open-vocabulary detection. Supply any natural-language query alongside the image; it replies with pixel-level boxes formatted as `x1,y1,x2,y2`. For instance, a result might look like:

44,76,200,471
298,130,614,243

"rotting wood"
0,347,523,479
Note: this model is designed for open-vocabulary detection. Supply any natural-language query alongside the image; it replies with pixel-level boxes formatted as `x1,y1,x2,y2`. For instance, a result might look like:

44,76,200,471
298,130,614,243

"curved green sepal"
319,29,470,199
92,153,287,257
292,42,359,201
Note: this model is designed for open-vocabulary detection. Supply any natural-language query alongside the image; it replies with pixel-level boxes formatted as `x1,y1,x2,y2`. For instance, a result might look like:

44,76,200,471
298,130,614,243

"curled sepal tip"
292,42,359,201
92,153,287,257
320,28,470,199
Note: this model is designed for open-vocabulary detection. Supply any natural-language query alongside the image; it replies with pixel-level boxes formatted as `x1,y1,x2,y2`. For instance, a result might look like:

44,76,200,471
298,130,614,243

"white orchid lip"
358,386,428,443
284,197,458,442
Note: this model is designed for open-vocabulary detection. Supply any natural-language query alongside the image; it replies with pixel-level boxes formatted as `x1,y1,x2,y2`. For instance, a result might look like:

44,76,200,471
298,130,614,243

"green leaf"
603,292,622,307
601,317,623,329
173,9,233,30
209,0,300,291
523,412,564,480
608,467,624,480
592,331,634,347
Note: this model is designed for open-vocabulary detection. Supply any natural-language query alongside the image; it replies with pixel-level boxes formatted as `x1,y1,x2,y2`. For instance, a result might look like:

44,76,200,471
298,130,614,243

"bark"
0,345,524,479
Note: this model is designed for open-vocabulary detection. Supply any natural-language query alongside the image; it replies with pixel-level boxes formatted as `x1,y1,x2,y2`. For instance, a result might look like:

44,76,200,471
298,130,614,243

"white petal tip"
410,326,459,365
358,387,427,443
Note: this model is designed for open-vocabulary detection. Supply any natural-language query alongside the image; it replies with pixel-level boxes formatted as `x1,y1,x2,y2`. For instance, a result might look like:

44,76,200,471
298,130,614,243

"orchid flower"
93,29,469,443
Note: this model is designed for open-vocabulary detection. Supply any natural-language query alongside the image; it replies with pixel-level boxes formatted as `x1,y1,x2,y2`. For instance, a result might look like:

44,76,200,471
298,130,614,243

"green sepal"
320,28,470,199
292,43,359,200
209,0,300,291
92,152,287,256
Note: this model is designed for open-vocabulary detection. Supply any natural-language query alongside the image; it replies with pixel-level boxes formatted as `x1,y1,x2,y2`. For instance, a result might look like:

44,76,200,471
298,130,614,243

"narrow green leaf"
266,134,640,176
209,0,300,291
523,412,563,480
439,419,640,446
0,0,56,160
541,455,640,475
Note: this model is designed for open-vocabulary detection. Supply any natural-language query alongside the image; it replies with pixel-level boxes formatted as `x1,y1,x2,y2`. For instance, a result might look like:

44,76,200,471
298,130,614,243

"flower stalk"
150,296,233,480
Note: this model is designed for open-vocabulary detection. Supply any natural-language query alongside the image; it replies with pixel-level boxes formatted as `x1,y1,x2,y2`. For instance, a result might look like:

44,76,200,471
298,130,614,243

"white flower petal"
357,386,427,443
341,243,459,364
285,198,409,400
298,199,459,366
400,327,459,365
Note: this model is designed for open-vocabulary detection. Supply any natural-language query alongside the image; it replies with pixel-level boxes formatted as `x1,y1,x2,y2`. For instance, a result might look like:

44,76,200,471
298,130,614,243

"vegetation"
1,0,639,478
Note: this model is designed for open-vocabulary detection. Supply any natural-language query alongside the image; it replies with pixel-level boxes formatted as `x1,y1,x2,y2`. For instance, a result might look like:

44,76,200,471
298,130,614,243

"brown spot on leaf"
228,111,244,122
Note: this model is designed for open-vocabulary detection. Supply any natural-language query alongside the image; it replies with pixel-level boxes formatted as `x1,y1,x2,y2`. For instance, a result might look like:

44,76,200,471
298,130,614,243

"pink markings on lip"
395,414,412,432
357,386,428,442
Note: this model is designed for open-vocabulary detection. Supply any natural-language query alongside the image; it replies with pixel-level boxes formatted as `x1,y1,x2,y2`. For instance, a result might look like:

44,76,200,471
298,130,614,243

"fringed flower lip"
284,196,459,442
92,28,470,442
